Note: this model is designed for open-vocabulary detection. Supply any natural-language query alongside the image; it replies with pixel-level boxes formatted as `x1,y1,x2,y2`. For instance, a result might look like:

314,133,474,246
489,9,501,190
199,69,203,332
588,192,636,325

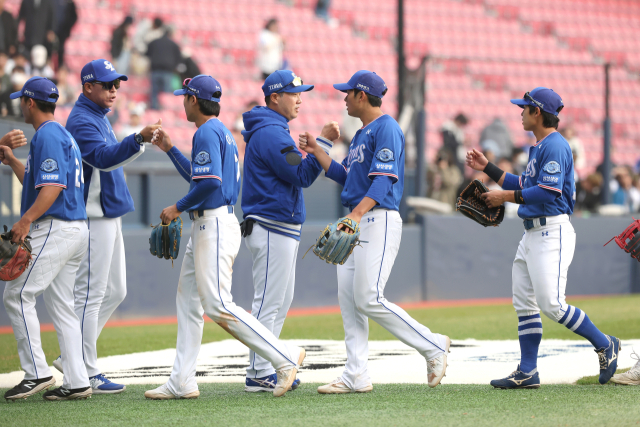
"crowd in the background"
428,112,640,215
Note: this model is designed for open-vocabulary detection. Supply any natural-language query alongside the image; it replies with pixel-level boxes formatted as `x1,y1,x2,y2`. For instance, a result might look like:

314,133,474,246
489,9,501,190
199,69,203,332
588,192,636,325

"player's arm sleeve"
167,146,191,183
325,159,348,186
365,175,393,205
536,145,565,195
72,121,144,171
191,127,222,182
33,134,69,189
502,172,522,190
176,178,220,212
368,125,402,184
522,185,558,204
263,130,323,188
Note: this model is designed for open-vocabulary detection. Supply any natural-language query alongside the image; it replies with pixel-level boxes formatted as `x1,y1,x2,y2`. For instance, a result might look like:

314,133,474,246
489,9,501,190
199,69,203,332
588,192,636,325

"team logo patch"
40,158,58,172
194,151,211,165
375,148,394,162
542,161,561,174
104,61,115,72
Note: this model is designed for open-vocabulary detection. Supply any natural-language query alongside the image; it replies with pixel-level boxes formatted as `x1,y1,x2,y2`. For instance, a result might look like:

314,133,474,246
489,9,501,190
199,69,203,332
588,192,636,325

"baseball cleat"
427,335,450,388
144,384,199,400
245,374,277,392
4,376,56,401
274,347,306,397
43,386,92,401
89,373,126,394
596,335,621,384
490,365,540,389
52,355,63,373
610,348,640,385
317,377,373,394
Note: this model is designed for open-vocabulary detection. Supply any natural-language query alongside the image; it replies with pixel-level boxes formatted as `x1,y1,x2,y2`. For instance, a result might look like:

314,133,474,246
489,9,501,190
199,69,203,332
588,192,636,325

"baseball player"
241,70,339,392
145,75,305,399
1,77,91,401
299,70,450,394
465,87,620,388
55,59,162,394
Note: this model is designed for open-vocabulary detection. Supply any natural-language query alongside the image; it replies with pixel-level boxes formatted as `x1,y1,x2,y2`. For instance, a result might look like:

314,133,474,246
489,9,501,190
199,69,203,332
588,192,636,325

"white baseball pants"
245,224,299,378
512,215,576,321
3,218,90,389
73,216,127,377
337,209,448,390
166,208,302,396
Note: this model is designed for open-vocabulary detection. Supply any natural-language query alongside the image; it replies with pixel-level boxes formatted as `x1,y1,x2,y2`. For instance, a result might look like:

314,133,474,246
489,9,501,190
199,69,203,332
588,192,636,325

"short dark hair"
187,93,220,117
265,18,278,30
264,92,283,107
22,96,57,114
527,106,559,129
454,113,468,125
352,88,386,107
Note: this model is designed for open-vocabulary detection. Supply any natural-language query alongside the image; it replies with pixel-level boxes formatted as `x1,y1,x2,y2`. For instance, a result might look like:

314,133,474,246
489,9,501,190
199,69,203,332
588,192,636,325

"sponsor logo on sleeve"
375,163,394,171
542,161,561,174
41,173,59,180
40,158,59,172
375,148,394,162
194,151,211,165
194,166,210,173
543,175,559,183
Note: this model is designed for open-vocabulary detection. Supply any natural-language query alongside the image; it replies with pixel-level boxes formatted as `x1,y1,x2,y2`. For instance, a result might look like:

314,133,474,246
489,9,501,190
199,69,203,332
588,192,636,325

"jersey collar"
533,130,557,147
360,113,386,130
77,93,111,117
36,120,56,132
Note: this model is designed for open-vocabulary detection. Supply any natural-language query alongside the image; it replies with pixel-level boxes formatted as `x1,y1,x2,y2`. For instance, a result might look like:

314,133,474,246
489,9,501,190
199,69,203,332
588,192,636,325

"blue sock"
518,314,542,374
559,306,609,349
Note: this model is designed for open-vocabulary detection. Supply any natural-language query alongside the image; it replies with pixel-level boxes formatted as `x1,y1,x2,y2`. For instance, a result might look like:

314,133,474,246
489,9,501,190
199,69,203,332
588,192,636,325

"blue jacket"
241,106,322,235
66,94,145,218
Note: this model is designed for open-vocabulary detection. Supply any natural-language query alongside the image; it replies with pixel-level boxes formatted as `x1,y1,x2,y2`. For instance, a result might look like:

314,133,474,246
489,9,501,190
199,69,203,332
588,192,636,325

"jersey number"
75,158,84,188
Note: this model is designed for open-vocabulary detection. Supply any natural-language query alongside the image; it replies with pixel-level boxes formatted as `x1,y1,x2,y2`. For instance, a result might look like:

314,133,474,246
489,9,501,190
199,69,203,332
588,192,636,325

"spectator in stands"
146,28,182,110
54,64,75,106
0,66,27,117
575,173,603,213
511,147,527,176
18,0,56,51
117,103,145,140
560,125,585,171
315,0,335,24
111,16,133,74
479,117,513,160
55,0,77,68
427,149,462,208
232,100,260,162
177,48,201,84
257,18,284,80
0,0,18,56
31,44,54,79
0,51,10,91
612,168,640,213
440,112,468,174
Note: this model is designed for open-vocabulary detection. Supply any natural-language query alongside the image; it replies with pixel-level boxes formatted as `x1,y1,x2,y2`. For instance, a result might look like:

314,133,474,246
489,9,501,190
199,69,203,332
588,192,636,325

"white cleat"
610,348,640,385
317,377,373,394
144,384,199,400
274,347,306,397
427,335,451,388
52,356,63,374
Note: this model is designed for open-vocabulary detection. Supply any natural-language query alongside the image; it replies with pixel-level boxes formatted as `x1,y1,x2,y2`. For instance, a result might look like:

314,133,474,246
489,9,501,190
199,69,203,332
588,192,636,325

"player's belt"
189,206,234,220
523,214,570,230
523,218,546,230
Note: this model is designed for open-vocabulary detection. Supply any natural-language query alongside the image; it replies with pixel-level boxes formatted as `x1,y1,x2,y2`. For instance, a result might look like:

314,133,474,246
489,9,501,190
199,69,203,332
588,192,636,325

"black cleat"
43,386,92,401
4,376,56,401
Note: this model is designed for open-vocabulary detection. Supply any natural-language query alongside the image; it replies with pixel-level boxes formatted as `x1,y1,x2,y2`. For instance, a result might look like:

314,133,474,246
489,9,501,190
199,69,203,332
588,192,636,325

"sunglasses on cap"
524,92,564,114
94,79,121,90
277,76,303,92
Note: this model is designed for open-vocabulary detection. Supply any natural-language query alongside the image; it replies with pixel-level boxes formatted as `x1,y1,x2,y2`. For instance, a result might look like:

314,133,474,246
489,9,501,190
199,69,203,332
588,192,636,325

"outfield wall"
1,216,637,326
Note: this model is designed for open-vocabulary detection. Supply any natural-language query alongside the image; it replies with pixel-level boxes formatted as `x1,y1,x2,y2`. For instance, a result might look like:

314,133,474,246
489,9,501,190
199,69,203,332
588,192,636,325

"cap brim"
510,99,530,108
333,83,353,93
99,72,128,82
9,90,22,99
173,88,188,96
281,84,314,93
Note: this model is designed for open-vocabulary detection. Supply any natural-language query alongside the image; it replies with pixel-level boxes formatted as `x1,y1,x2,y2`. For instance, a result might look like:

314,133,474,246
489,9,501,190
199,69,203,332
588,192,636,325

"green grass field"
1,295,639,426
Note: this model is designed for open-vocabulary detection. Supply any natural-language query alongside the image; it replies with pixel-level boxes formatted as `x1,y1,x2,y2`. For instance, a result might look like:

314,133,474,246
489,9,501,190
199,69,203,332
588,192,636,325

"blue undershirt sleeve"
502,172,521,190
176,178,220,212
167,146,192,183
326,159,348,186
364,175,393,205
522,185,558,205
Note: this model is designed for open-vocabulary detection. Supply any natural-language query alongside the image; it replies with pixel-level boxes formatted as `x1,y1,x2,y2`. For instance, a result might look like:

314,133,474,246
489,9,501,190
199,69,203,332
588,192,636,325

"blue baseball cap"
173,75,222,102
81,59,128,85
262,70,313,96
510,87,564,116
10,76,59,103
333,70,387,99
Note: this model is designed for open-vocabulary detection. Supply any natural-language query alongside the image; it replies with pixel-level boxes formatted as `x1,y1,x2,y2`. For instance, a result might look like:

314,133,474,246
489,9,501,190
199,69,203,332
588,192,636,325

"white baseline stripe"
518,328,543,336
518,318,542,326
570,310,586,332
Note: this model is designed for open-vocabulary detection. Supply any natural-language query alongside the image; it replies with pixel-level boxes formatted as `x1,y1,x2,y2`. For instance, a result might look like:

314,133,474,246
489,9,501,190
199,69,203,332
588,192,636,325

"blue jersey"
188,118,240,210
341,114,404,211
21,121,87,221
517,131,575,219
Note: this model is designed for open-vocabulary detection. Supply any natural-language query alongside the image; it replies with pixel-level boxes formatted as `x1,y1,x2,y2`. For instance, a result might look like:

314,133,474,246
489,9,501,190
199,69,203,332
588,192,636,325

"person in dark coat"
0,0,18,56
18,0,56,51
55,0,77,67
146,29,181,110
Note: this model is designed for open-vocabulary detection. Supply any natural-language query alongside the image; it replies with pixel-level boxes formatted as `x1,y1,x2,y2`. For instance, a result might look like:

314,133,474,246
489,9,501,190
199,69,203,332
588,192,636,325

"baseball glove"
604,217,640,262
305,217,364,265
150,217,183,266
0,225,33,281
456,179,505,227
